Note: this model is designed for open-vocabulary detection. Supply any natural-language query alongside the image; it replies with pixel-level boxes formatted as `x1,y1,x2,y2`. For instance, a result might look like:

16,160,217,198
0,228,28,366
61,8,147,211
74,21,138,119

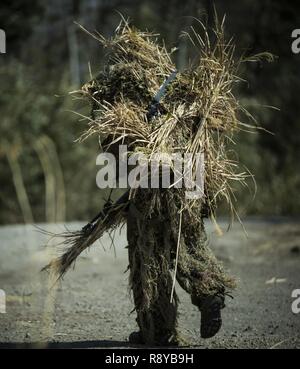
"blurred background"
1,0,300,225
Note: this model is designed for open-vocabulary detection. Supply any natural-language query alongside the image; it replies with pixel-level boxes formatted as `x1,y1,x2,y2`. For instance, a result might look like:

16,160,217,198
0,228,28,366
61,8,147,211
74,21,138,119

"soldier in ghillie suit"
44,19,268,346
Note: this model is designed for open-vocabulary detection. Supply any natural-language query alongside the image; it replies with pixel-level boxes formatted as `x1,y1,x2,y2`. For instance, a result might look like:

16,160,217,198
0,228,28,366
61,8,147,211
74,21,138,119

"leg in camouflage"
175,211,236,338
127,203,179,346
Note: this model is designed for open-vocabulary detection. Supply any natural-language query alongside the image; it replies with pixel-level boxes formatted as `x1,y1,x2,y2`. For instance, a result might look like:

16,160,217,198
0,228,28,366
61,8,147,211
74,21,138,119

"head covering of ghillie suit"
43,17,272,345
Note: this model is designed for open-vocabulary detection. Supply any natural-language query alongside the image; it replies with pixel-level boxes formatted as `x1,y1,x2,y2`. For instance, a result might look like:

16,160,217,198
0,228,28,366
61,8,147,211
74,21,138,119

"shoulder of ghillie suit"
78,19,269,217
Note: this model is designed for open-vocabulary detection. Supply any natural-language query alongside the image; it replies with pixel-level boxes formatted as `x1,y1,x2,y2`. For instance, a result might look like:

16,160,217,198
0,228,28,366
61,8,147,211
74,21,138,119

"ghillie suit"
44,19,271,346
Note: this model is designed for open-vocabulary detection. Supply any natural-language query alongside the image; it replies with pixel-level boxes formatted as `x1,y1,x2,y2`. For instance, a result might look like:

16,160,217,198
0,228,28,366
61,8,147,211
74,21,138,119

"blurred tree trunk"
6,146,34,224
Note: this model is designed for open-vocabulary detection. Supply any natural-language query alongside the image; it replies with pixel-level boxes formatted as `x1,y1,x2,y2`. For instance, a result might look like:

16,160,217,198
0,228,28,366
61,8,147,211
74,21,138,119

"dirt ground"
0,219,300,349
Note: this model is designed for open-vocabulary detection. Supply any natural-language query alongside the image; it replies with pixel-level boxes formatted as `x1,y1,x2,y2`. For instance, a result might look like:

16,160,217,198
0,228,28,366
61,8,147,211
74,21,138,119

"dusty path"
0,219,300,349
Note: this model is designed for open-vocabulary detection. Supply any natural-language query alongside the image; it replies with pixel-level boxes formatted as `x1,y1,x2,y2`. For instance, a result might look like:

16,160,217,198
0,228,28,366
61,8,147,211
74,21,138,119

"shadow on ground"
0,340,133,349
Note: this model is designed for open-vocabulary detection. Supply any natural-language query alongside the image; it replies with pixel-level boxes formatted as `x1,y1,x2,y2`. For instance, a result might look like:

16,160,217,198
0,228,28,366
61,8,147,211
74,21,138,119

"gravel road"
0,219,300,349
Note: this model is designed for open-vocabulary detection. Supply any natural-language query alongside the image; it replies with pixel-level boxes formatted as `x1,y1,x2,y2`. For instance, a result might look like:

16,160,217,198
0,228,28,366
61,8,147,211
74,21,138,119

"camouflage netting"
44,18,270,345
